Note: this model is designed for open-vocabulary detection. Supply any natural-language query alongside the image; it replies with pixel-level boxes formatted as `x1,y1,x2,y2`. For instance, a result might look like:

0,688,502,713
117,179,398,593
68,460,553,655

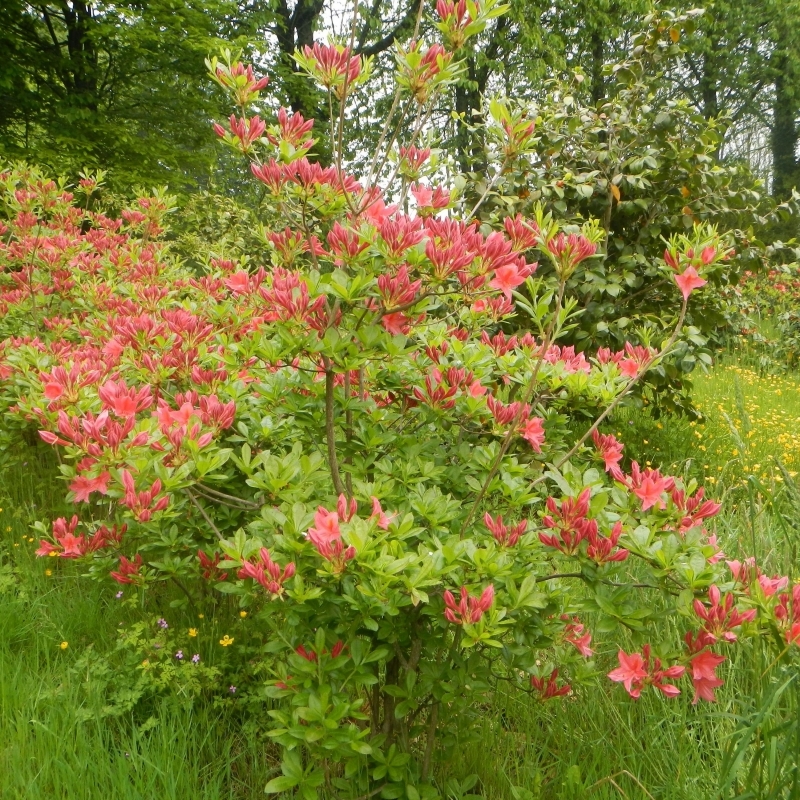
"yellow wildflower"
219,635,234,647
188,628,198,637
59,641,68,650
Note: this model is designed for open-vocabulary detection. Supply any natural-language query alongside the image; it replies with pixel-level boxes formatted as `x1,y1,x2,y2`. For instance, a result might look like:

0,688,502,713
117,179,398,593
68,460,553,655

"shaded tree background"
1,1,800,203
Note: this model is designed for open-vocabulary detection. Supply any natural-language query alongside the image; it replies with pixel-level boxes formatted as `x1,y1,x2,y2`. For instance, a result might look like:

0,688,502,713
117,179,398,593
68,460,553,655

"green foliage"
466,9,798,415
0,1,251,191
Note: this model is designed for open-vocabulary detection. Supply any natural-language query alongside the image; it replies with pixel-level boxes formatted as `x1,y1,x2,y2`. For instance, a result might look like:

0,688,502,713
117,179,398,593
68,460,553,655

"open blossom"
443,584,494,625
592,430,624,481
98,380,153,417
685,633,725,704
607,650,647,698
608,645,685,699
674,266,707,301
69,471,111,502
520,416,545,451
627,462,675,511
757,574,789,597
488,258,535,298
411,183,450,216
36,516,123,558
562,616,593,657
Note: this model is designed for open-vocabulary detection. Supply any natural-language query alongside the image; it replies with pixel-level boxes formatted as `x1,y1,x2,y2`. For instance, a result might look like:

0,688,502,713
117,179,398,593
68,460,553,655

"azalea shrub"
1,2,798,797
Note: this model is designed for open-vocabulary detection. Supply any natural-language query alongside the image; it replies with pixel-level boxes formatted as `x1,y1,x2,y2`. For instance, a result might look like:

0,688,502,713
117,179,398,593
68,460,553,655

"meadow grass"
1,359,798,799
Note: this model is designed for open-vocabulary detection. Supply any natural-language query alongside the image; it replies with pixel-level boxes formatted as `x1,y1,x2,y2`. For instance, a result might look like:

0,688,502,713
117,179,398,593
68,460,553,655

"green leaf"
264,776,298,793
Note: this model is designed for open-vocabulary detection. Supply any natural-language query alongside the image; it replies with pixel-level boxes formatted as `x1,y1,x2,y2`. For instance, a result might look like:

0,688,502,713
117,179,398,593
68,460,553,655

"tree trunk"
772,57,798,198
61,1,99,111
589,26,604,105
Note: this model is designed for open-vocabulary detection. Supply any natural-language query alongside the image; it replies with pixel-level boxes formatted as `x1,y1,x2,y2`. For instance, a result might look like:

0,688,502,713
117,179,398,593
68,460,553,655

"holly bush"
1,3,798,797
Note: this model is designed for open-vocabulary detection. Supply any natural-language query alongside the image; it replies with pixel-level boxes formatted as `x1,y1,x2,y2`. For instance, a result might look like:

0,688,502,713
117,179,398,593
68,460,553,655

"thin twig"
195,483,261,509
185,488,224,541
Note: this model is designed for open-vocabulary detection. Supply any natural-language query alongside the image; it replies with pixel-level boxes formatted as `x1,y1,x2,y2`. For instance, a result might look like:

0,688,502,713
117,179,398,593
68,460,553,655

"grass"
1,358,799,799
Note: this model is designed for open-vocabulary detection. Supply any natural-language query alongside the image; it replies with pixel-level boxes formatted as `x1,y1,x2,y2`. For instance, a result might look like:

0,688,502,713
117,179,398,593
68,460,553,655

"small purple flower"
115,591,124,599
229,685,237,694
175,650,184,660
157,618,168,629
191,653,200,663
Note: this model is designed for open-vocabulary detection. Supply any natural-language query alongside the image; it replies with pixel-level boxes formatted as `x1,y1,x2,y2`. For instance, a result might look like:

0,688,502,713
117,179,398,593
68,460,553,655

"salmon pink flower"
592,430,625,481
628,462,674,511
674,266,707,301
608,649,648,698
687,646,725,704
411,183,450,216
69,471,111,503
562,616,593,657
520,416,545,452
609,645,685,699
382,311,414,335
307,506,356,572
757,574,789,597
489,258,534,298
370,497,396,530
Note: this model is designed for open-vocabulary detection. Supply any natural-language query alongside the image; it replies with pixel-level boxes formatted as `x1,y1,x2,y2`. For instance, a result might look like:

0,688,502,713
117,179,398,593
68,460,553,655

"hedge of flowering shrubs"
1,2,799,797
